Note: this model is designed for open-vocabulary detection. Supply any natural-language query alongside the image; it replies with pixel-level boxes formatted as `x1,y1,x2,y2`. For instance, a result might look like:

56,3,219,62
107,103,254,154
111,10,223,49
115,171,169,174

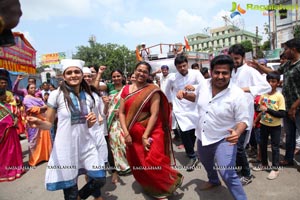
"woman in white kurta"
27,59,106,200
82,67,108,167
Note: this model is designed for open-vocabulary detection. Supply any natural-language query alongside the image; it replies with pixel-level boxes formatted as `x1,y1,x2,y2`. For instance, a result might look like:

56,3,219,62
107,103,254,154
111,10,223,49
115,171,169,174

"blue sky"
16,0,269,62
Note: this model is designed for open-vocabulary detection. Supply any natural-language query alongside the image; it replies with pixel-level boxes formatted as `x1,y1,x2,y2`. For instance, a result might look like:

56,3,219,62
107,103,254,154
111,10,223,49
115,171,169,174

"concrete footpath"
0,139,299,200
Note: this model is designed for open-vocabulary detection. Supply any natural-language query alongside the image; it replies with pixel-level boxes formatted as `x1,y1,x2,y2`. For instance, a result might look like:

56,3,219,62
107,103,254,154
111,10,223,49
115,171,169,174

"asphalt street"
0,138,299,200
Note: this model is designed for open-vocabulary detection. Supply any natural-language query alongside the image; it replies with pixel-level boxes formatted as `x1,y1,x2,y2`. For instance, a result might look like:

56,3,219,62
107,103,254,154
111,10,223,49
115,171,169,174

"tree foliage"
240,40,253,53
73,40,136,79
36,65,50,74
294,25,300,39
261,40,270,51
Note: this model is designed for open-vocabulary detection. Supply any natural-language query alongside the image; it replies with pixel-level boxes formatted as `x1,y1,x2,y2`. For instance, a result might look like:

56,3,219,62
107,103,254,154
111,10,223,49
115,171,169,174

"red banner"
0,32,36,73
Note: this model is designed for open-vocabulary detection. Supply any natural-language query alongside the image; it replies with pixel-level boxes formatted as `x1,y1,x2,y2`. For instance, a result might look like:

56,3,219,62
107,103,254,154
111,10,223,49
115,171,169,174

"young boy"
253,72,286,180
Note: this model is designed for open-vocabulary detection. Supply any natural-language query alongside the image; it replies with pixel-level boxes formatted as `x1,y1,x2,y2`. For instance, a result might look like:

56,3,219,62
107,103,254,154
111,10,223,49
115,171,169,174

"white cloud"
20,0,92,20
107,17,173,38
175,9,207,35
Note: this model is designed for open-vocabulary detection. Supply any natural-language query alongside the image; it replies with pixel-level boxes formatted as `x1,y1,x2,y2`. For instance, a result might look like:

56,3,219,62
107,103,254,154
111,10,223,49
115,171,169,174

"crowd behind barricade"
0,39,300,200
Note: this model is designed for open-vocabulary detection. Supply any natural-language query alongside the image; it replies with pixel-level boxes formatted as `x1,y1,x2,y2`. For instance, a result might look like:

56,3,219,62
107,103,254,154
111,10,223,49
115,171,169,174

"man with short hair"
228,44,271,185
253,38,300,166
178,54,248,199
165,54,205,171
140,43,149,61
41,82,51,99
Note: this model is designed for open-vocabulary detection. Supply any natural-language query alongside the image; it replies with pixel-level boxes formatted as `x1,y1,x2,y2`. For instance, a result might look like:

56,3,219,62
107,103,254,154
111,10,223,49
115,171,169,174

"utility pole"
255,26,258,58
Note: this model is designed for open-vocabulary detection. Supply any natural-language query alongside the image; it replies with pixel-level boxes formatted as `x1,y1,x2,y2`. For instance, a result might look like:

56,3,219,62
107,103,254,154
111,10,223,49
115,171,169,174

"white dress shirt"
195,79,249,146
165,69,205,131
231,64,271,130
158,73,175,94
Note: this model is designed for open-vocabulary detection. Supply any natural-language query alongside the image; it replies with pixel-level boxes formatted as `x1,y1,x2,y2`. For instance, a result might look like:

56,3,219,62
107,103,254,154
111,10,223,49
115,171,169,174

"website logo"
230,2,246,18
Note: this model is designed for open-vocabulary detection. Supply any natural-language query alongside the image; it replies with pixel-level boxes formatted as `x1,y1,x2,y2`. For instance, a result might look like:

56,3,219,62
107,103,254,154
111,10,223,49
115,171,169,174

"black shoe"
240,175,254,185
19,134,26,140
186,158,199,172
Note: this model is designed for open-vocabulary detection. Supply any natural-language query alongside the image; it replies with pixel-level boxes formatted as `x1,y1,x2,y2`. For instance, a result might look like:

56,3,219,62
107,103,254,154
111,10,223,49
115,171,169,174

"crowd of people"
0,38,300,200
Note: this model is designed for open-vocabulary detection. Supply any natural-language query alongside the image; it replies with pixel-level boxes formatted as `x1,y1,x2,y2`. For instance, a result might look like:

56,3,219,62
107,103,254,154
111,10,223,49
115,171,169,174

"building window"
279,10,287,19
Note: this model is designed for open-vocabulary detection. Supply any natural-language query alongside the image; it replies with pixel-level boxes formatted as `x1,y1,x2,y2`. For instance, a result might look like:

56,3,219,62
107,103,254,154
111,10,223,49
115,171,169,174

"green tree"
73,40,136,79
240,40,253,53
261,40,270,51
36,65,50,74
293,25,300,39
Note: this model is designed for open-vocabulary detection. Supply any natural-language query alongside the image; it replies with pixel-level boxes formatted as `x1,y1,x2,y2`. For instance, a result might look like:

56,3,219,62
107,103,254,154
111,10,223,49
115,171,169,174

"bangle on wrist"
124,134,130,138
142,136,148,139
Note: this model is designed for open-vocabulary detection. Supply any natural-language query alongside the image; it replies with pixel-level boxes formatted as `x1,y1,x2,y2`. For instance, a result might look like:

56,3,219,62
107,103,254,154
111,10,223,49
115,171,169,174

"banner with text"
41,52,66,65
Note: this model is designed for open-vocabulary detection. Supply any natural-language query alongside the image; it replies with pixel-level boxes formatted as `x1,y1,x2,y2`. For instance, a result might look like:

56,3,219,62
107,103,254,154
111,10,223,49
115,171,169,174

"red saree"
121,84,183,198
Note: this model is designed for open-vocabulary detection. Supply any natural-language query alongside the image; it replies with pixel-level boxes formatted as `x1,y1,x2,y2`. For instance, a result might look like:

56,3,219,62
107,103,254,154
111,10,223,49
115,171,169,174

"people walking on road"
0,88,25,182
26,59,106,200
119,61,183,199
164,54,205,171
252,38,300,167
102,70,131,180
228,44,271,185
82,66,108,184
252,72,286,180
23,83,52,166
178,55,249,199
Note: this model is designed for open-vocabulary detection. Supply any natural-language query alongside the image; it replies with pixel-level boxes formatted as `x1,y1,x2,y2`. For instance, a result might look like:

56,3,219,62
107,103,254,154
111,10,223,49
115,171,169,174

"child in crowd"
253,72,286,180
249,95,262,163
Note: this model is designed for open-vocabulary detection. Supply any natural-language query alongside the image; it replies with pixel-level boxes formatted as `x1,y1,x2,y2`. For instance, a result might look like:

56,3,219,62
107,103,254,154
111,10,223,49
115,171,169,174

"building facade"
187,25,262,52
269,0,299,49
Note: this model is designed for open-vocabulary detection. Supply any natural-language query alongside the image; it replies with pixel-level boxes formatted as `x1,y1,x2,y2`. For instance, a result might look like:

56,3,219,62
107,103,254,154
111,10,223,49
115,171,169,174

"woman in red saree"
0,88,24,182
119,62,183,199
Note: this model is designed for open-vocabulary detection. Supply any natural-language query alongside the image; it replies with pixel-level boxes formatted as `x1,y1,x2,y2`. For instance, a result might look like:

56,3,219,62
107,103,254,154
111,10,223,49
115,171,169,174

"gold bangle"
142,137,148,139
124,134,130,138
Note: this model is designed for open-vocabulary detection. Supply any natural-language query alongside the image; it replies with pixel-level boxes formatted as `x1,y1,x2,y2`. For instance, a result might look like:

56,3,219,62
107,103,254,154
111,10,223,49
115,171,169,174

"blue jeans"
284,110,300,162
260,124,281,170
236,131,251,177
197,139,247,200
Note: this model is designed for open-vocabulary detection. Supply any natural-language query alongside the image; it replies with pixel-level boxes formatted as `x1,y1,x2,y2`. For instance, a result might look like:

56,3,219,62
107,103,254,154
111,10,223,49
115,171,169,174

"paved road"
0,139,299,200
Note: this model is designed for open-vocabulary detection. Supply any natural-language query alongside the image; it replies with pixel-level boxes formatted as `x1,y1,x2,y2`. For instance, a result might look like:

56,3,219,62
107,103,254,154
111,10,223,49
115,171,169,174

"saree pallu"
13,105,26,136
124,84,183,198
0,103,24,182
23,96,52,166
107,88,130,173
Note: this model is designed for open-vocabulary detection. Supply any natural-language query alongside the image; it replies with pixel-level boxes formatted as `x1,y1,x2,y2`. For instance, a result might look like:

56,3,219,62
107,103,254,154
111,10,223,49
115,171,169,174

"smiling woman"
119,61,183,199
26,59,107,200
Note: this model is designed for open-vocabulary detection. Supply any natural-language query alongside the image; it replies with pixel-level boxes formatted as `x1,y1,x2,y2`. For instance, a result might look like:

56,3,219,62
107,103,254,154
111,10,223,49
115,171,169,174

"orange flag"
184,36,191,51
135,46,143,61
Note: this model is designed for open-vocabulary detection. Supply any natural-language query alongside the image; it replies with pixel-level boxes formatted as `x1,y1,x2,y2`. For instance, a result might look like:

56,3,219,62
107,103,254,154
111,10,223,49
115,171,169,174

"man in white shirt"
228,44,271,185
140,42,149,61
178,55,248,199
165,54,205,171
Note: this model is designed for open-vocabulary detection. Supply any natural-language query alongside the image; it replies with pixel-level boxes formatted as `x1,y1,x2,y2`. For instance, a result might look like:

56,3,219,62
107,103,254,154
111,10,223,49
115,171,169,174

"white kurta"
195,79,249,146
231,64,271,145
45,89,105,191
165,69,205,131
89,93,108,163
